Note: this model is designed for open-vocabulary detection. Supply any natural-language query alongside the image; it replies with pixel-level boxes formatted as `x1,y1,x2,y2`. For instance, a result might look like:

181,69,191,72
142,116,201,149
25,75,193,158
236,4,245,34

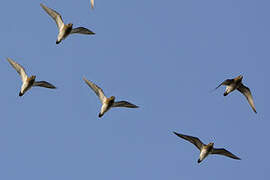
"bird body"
99,96,115,117
57,24,73,44
20,75,36,96
222,75,243,96
198,143,213,163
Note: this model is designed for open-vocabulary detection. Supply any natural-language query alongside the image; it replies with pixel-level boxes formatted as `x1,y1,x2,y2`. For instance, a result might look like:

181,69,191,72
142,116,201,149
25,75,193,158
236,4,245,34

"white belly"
225,85,236,94
199,148,209,161
21,82,32,94
100,103,110,116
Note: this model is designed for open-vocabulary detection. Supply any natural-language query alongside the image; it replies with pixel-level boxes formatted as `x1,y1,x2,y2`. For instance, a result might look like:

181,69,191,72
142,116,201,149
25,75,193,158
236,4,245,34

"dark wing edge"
71,27,95,35
112,101,139,108
173,132,203,150
215,79,233,90
212,148,241,160
237,83,257,113
33,81,56,89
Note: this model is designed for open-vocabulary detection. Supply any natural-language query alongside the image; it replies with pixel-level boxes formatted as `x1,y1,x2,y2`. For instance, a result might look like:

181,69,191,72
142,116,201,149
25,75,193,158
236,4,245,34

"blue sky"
0,0,269,179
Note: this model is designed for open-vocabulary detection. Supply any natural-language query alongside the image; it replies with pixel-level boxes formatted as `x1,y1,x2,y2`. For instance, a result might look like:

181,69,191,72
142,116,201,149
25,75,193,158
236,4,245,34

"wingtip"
88,31,95,35
253,109,257,114
6,57,14,64
49,83,57,89
234,156,241,160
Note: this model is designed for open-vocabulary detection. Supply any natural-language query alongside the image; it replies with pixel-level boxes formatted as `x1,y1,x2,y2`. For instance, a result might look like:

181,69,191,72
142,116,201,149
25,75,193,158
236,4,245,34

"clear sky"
0,0,269,179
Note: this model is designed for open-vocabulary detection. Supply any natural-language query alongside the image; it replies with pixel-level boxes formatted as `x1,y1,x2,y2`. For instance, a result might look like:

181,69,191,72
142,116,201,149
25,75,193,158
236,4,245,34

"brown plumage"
215,75,257,113
173,132,241,163
6,58,56,97
40,3,95,44
83,77,138,118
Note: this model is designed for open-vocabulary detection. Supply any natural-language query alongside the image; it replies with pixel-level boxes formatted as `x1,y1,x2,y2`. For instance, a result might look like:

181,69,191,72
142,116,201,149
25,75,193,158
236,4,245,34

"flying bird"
215,75,257,113
40,3,95,44
173,132,241,163
83,77,139,118
6,58,56,96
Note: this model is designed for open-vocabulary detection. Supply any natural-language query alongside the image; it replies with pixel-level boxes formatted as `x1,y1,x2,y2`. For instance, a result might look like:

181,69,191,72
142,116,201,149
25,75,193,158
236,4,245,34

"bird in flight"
83,77,139,118
215,75,257,113
40,3,95,44
6,58,56,97
173,131,241,163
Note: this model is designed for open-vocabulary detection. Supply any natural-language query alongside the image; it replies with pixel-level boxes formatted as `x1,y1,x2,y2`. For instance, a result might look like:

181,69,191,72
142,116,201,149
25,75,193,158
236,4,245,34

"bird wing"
40,3,64,30
237,83,257,113
215,79,233,90
83,77,106,103
90,0,94,9
112,101,139,108
33,81,56,89
212,148,241,160
7,58,28,82
173,132,203,150
70,27,95,35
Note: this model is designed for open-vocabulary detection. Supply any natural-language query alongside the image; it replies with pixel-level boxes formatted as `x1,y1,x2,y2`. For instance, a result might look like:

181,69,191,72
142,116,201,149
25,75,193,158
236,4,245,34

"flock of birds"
6,1,258,164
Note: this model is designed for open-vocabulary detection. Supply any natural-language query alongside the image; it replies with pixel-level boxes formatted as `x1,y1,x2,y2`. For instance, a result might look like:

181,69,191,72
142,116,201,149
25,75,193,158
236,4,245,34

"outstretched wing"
7,58,28,82
71,27,95,35
33,81,56,89
112,101,139,108
212,148,241,160
83,77,106,103
40,3,64,30
215,79,233,90
173,132,203,150
237,83,257,113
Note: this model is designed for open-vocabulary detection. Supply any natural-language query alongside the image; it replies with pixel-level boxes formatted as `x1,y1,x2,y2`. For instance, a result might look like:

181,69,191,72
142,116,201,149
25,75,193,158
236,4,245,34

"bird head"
67,23,73,28
109,96,115,101
29,75,36,81
236,75,243,81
